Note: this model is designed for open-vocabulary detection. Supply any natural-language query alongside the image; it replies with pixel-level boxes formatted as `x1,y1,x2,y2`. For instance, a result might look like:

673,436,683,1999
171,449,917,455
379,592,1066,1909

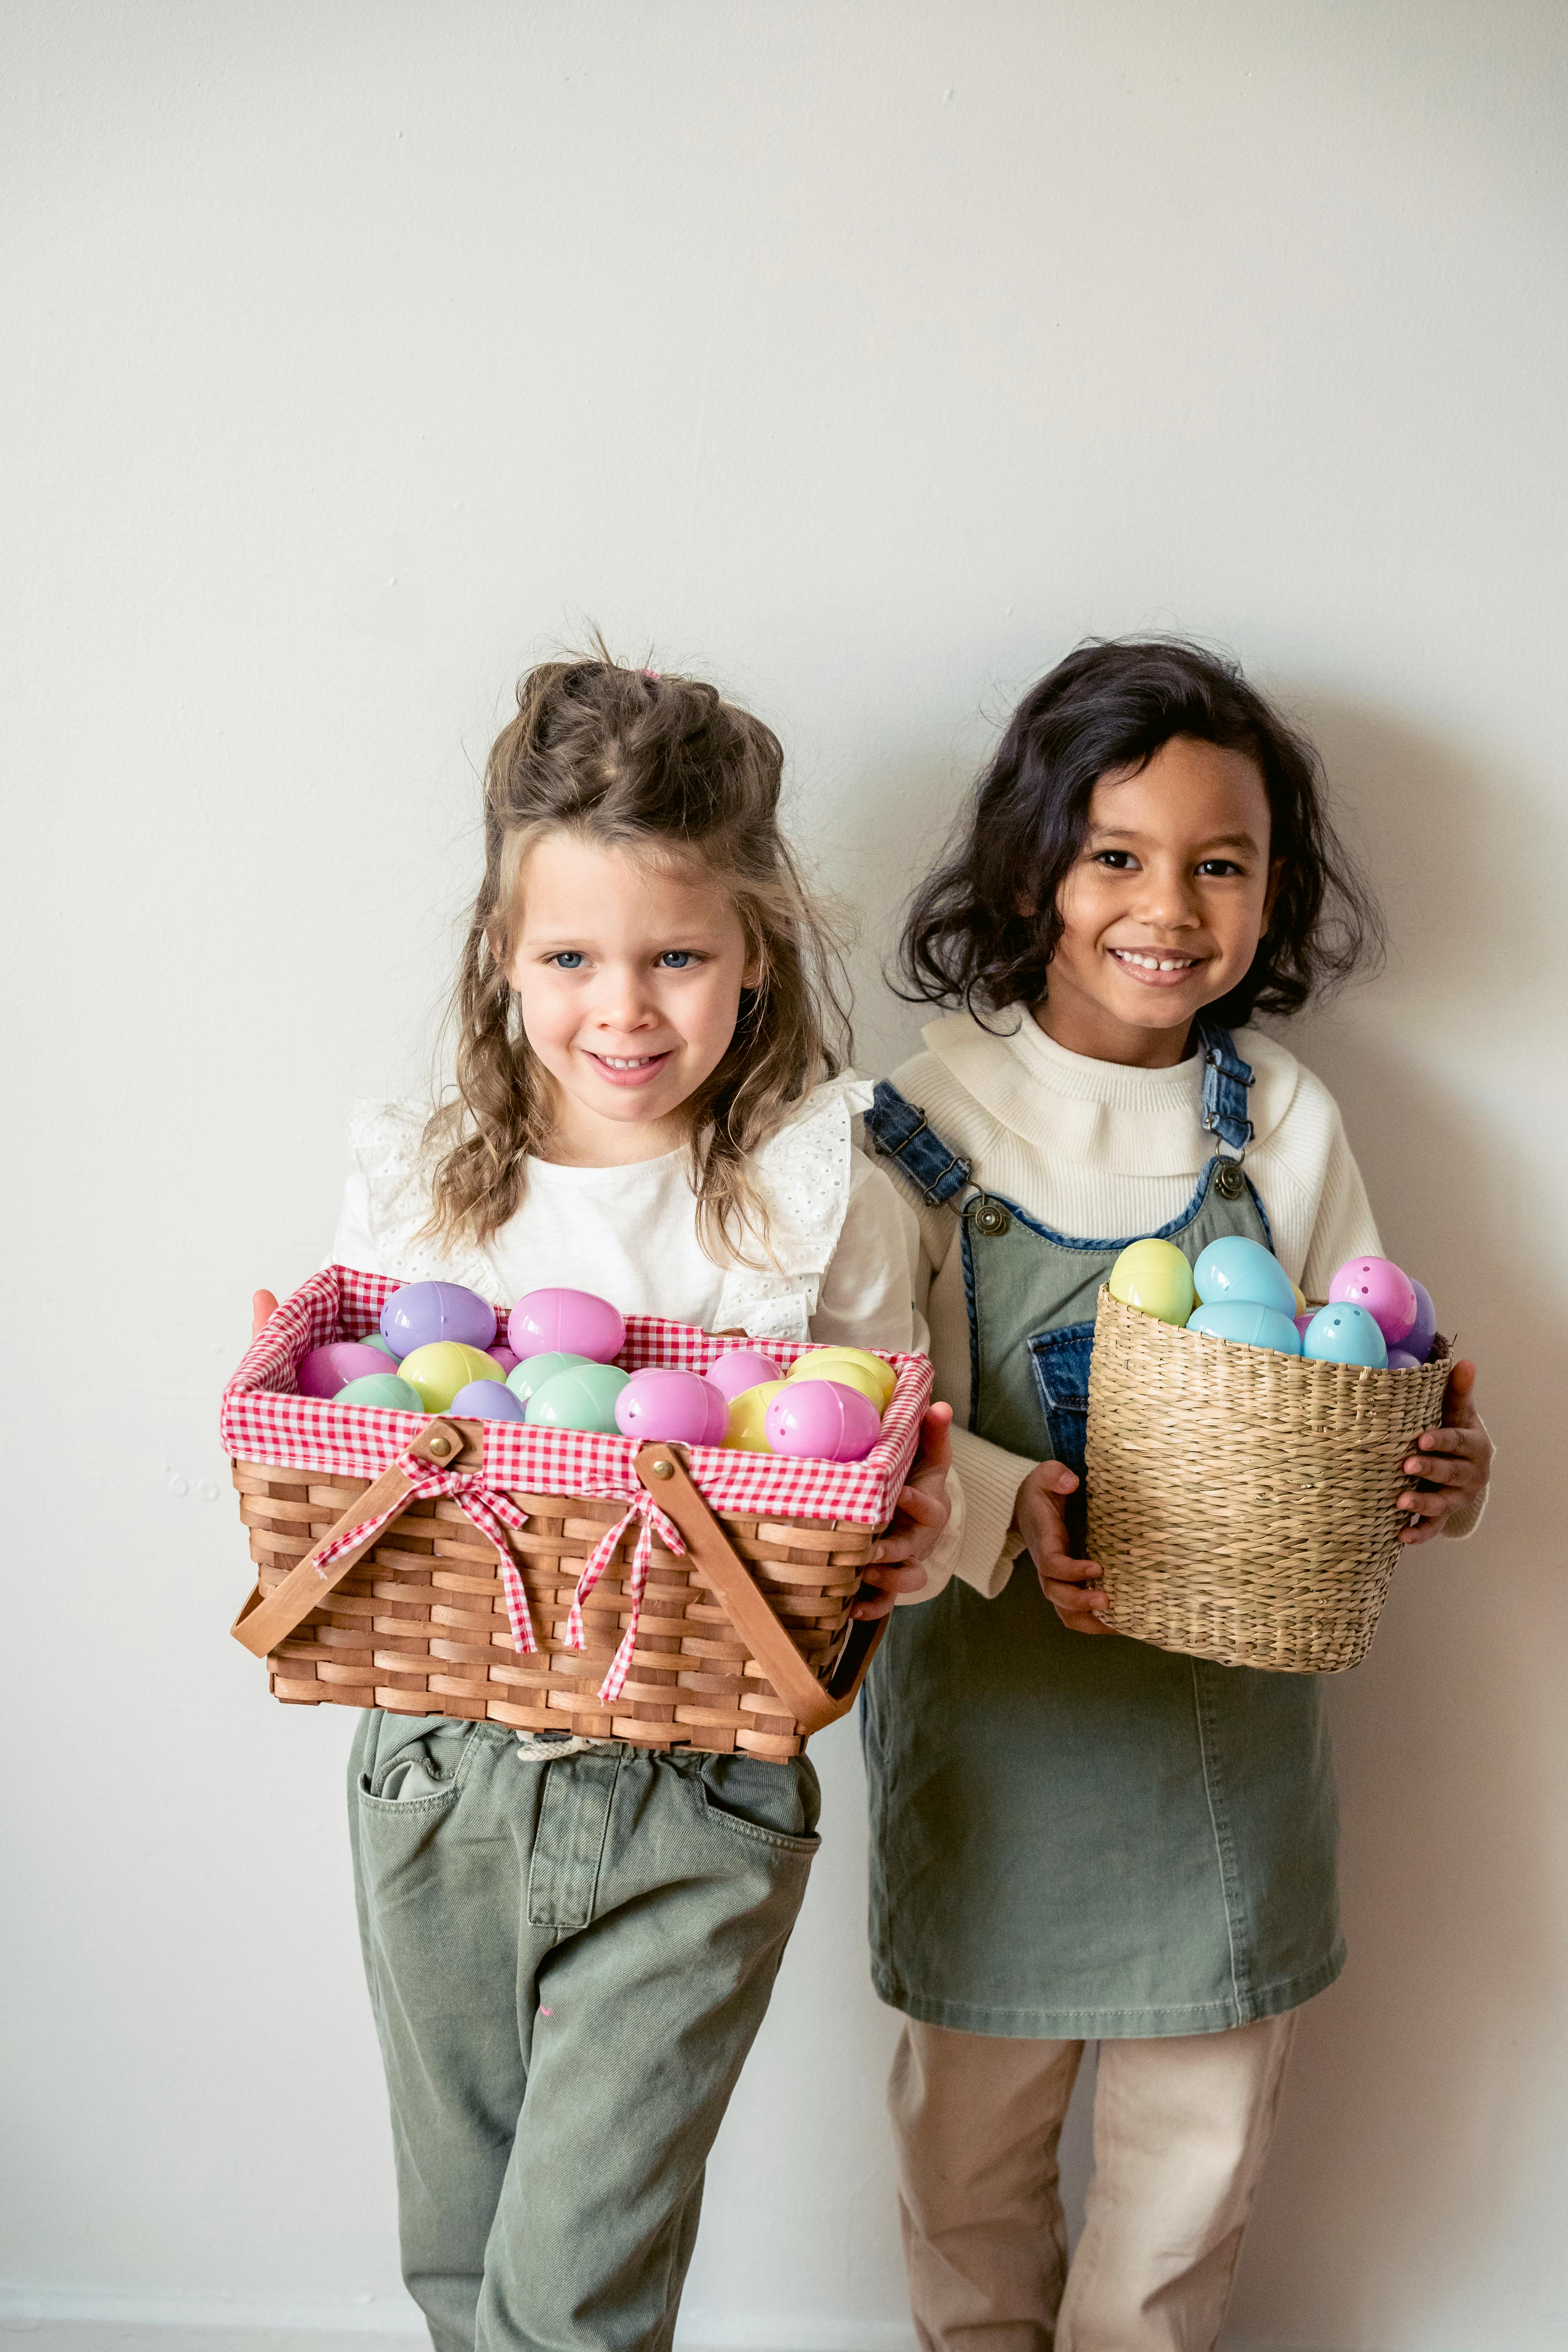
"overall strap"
864,1080,973,1208
1196,1022,1255,1156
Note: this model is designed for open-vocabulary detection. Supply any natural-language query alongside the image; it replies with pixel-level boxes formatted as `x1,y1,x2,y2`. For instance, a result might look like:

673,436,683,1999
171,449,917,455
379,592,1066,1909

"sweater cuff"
946,1427,1036,1599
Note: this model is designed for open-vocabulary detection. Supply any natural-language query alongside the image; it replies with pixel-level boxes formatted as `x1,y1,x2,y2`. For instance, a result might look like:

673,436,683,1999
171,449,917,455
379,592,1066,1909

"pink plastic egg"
1294,1312,1316,1341
1328,1256,1417,1345
508,1287,626,1365
613,1367,716,1445
764,1378,882,1463
704,1347,785,1401
488,1345,521,1378
298,1341,396,1398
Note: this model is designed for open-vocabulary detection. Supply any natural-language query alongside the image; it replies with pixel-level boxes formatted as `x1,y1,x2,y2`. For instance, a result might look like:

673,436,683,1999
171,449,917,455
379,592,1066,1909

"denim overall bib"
860,1025,1343,2039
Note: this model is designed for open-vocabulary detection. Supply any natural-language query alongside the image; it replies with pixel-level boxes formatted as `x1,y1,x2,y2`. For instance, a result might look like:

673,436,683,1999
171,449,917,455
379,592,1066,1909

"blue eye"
657,951,695,969
550,951,584,969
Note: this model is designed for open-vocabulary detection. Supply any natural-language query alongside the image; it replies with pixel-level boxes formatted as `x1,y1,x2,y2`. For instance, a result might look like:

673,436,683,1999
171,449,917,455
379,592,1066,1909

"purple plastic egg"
450,1379,526,1422
613,1367,715,1445
1385,1348,1423,1372
704,1348,785,1401
764,1378,882,1463
298,1341,396,1398
1405,1278,1438,1364
1294,1311,1316,1341
1327,1256,1417,1346
381,1281,497,1359
488,1344,521,1378
508,1287,626,1365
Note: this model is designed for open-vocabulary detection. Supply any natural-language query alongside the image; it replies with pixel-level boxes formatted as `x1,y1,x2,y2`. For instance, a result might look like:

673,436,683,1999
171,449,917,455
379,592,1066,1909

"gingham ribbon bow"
314,1463,537,1654
568,1489,686,1706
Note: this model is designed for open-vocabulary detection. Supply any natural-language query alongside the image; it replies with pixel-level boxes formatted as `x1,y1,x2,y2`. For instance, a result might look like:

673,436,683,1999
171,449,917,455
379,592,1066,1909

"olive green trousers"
348,1712,819,2352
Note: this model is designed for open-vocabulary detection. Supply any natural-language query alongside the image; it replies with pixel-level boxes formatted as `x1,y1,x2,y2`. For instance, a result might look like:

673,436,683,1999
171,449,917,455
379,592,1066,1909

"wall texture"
4,5,1564,2347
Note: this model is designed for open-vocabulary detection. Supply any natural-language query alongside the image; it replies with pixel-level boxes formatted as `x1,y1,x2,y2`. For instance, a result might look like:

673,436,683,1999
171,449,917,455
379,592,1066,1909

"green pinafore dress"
860,1025,1343,2040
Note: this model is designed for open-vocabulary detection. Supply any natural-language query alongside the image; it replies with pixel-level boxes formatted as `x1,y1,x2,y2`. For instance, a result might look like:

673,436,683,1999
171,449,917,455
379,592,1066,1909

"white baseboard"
0,2287,920,2350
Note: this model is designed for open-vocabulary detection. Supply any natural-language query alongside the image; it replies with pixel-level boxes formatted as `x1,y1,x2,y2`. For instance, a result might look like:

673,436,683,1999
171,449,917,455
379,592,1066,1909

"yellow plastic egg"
398,1341,505,1412
1107,1239,1195,1327
1292,1279,1306,1317
723,1381,787,1452
785,1346,897,1412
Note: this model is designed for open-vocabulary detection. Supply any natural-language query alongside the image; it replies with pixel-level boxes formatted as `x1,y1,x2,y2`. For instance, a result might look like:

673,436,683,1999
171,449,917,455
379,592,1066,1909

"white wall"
4,5,1564,2347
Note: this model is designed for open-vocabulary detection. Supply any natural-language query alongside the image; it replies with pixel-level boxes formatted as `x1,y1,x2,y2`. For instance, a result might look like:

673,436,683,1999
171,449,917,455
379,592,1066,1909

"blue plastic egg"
1191,1236,1296,1317
506,1350,591,1405
450,1379,526,1422
1187,1301,1303,1355
1302,1302,1388,1368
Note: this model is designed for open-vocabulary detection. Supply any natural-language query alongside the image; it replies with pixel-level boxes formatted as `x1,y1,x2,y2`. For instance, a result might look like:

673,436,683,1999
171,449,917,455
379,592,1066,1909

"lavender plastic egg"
1405,1278,1438,1364
614,1368,715,1445
1327,1256,1416,1346
506,1350,590,1406
488,1344,521,1378
1385,1348,1423,1372
508,1287,626,1365
764,1379,882,1463
334,1373,423,1410
524,1363,630,1434
704,1348,785,1401
1294,1311,1316,1341
381,1281,497,1358
299,1341,396,1398
1303,1302,1388,1368
450,1379,526,1422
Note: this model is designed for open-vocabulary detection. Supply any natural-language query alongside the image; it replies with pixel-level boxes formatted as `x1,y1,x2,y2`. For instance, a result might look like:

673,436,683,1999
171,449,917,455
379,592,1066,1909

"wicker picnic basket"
1085,1285,1451,1674
223,1267,931,1758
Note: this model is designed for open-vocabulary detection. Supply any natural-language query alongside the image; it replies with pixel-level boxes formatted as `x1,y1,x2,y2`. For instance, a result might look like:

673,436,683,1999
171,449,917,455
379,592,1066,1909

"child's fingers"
1398,1513,1446,1545
251,1288,279,1340
1401,1450,1473,1490
1442,1359,1480,1424
850,1563,929,1619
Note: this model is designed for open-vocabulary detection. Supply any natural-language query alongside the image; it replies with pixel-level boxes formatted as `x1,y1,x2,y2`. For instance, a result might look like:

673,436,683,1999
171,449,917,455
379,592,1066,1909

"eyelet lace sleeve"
710,1075,875,1342
345,1101,498,1295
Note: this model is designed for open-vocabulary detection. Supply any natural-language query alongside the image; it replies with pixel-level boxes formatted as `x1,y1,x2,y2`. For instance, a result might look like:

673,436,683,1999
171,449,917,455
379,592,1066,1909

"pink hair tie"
643,667,661,680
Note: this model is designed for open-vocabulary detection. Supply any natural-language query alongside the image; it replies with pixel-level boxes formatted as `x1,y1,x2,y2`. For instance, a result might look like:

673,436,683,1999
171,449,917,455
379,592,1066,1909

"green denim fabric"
348,1713,819,2352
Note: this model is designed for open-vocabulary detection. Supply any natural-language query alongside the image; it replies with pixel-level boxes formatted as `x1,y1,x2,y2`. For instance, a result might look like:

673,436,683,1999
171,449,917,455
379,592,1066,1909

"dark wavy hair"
898,638,1382,1030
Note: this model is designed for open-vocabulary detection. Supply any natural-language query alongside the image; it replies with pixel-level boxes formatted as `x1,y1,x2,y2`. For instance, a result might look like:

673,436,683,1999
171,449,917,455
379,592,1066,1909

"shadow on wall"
1225,698,1564,2345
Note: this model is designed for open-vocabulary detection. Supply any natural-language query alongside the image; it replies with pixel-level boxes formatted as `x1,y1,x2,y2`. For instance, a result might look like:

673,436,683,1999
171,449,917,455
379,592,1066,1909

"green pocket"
695,1755,821,1858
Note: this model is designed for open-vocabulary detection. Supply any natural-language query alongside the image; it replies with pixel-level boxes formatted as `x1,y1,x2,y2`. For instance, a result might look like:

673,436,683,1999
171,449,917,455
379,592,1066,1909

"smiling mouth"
1108,947,1206,985
584,1049,674,1086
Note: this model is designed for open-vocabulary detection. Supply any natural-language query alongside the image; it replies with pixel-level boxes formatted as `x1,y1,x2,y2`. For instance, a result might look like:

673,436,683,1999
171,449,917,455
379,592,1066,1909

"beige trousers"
888,2011,1298,2352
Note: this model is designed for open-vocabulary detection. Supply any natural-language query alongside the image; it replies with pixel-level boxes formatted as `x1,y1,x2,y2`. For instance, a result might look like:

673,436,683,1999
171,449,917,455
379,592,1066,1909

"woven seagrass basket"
225,1268,931,1758
1085,1285,1451,1673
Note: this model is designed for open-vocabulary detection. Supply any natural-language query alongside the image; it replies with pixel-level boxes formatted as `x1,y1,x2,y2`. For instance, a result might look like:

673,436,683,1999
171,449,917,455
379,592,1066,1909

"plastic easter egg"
381,1281,497,1358
1191,1236,1295,1318
704,1347,785,1401
450,1379,526,1422
508,1287,626,1365
614,1367,717,1445
1385,1348,1423,1372
398,1341,505,1412
785,1346,897,1412
1187,1301,1302,1356
360,1331,402,1361
699,1379,730,1445
723,1381,787,1452
298,1341,397,1398
1302,1303,1388,1368
524,1363,630,1434
1107,1238,1195,1327
1291,1280,1307,1317
334,1373,423,1410
1294,1311,1316,1341
1405,1279,1438,1365
1327,1256,1416,1346
506,1350,590,1406
765,1379,882,1463
488,1345,521,1379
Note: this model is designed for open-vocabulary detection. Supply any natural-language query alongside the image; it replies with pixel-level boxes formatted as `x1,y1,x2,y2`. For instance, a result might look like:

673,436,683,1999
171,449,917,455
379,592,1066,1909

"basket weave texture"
1085,1286,1450,1673
224,1267,931,1757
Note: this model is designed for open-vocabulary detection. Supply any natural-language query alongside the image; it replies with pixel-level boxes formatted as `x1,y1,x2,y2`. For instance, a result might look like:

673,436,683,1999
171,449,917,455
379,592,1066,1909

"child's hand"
1018,1461,1114,1636
854,1402,955,1620
1397,1359,1492,1543
252,1289,279,1339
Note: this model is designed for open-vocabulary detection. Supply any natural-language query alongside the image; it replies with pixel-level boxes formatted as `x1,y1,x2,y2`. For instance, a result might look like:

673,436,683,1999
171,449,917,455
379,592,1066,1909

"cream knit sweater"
873,1009,1484,1598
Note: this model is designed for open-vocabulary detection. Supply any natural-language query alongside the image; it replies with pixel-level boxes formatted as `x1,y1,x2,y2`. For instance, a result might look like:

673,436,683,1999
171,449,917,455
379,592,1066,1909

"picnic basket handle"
230,1419,466,1660
633,1443,887,1735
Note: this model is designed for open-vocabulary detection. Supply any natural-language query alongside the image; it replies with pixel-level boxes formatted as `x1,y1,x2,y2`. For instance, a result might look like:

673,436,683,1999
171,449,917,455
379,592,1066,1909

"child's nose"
590,964,658,1030
1134,865,1202,929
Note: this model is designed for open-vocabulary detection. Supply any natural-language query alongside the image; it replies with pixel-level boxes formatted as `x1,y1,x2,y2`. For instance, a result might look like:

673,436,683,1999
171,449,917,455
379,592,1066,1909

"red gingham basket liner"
220,1266,932,1526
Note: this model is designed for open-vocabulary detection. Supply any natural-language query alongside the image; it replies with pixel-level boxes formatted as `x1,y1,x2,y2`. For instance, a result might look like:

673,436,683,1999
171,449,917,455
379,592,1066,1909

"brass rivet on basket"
426,1434,452,1459
650,1457,675,1479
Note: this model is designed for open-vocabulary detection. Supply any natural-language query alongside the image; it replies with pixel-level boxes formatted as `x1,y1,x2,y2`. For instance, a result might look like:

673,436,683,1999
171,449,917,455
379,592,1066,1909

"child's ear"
1017,892,1038,919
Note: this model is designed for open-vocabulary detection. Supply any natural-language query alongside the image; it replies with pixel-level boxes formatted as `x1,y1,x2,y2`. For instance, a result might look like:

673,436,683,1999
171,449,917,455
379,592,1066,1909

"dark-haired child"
861,641,1492,2352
